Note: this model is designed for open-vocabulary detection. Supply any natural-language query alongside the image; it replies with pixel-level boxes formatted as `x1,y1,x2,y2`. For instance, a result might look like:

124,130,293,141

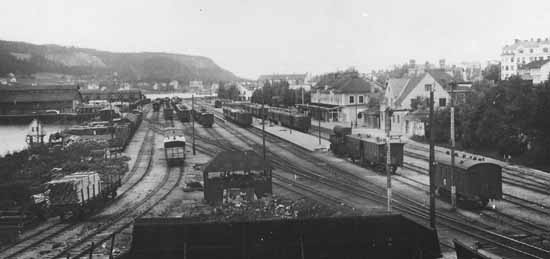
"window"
511,57,514,62
530,49,534,53
519,49,524,54
425,84,432,92
358,95,364,104
544,48,549,53
397,115,400,124
505,66,509,71
439,98,447,107
349,95,354,104
357,113,362,119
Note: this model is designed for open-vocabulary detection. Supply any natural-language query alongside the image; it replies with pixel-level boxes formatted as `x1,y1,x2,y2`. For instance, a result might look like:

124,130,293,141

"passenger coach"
163,128,186,166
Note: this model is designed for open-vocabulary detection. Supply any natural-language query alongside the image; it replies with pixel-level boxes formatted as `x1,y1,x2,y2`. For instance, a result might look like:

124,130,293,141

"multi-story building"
517,59,550,84
257,73,311,90
501,38,550,80
303,76,383,126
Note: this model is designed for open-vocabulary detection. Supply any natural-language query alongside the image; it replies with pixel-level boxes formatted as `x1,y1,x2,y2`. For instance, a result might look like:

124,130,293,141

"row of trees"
216,83,242,100
251,81,310,107
426,77,550,165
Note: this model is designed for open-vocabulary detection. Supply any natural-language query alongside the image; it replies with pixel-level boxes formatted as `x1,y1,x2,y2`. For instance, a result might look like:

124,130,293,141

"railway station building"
0,84,82,115
299,75,383,128
381,70,472,137
79,89,144,103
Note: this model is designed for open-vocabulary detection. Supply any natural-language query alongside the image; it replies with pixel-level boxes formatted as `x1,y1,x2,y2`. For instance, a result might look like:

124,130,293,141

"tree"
482,64,501,82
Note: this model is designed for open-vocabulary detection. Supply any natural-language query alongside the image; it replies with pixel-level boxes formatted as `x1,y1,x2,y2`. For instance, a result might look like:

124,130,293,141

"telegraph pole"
450,82,456,210
318,108,321,145
192,94,196,155
385,107,392,212
355,98,358,128
429,84,436,228
262,83,266,161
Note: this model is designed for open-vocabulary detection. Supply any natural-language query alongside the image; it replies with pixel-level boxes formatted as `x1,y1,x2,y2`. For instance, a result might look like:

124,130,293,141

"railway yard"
0,97,549,259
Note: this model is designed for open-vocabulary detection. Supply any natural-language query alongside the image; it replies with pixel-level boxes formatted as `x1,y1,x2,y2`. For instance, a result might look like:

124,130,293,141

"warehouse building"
0,84,82,115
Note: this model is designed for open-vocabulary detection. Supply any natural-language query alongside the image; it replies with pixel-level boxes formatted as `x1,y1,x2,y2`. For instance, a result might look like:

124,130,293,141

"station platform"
252,118,330,152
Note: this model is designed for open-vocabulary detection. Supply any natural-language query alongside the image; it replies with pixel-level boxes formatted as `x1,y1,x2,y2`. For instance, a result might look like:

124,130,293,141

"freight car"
46,171,121,220
241,103,268,118
214,100,222,108
434,153,502,208
163,128,186,166
268,108,311,132
192,108,214,127
174,103,191,122
163,103,174,121
152,101,161,112
222,107,253,127
329,127,404,173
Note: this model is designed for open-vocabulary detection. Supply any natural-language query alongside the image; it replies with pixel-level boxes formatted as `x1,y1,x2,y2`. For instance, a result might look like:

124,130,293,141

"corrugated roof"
203,150,271,173
519,59,550,70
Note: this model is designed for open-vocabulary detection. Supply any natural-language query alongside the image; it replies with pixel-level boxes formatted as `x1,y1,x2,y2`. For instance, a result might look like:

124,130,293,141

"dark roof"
435,152,501,171
258,74,307,81
0,85,81,103
520,59,550,70
203,150,271,173
427,70,455,87
393,75,424,107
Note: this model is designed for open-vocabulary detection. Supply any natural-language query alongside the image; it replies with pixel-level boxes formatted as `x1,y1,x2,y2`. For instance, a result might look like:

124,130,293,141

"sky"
1,0,550,79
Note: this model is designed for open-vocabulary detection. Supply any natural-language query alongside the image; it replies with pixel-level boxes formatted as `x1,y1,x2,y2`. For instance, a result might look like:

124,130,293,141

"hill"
0,39,239,82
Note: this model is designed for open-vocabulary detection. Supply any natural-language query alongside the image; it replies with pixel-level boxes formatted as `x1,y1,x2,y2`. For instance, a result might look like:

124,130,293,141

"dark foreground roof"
0,85,81,103
125,214,441,259
203,150,271,173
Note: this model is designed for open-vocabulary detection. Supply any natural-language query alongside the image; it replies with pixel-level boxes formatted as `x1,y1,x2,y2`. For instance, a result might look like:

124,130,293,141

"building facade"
0,85,82,115
382,71,471,137
501,38,550,80
305,77,382,126
517,59,550,84
80,89,143,103
257,73,311,90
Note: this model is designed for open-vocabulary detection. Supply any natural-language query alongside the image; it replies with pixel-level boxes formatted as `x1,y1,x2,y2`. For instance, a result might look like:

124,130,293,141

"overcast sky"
1,0,550,79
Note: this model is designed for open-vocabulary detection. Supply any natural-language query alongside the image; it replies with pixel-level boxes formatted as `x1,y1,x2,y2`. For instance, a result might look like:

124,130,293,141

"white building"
501,38,550,80
518,59,550,84
257,73,311,90
382,70,471,137
308,76,383,125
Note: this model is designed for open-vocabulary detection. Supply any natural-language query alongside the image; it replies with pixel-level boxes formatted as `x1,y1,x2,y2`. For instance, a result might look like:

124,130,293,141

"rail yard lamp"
428,83,436,228
192,94,196,155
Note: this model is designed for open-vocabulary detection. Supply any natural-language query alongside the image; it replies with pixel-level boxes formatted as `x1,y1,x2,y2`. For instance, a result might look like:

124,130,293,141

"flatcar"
434,153,502,208
163,128,186,166
329,127,404,174
223,107,252,127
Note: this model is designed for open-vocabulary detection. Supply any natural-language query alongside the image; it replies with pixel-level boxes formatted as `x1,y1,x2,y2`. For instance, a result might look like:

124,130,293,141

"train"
227,102,310,132
152,101,161,112
222,107,252,127
46,171,121,220
163,128,186,166
329,126,503,208
434,153,502,208
192,108,214,128
173,103,191,123
329,126,404,173
163,102,174,121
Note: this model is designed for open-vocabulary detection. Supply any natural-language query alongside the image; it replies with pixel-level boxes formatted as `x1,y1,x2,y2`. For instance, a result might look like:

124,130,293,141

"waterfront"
0,123,68,156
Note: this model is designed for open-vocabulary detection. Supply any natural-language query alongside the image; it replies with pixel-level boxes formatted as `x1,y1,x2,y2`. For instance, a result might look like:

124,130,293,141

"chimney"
537,38,541,42
514,39,520,44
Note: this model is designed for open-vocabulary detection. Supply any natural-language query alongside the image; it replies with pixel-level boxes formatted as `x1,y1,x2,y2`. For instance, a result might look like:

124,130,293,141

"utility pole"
429,83,436,228
262,82,266,161
450,82,456,209
192,94,196,155
355,97,358,128
318,108,321,145
385,107,392,212
301,87,304,105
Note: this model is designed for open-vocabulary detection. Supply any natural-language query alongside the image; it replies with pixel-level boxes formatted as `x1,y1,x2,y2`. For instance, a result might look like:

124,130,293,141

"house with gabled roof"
381,70,471,137
299,75,383,127
518,59,550,84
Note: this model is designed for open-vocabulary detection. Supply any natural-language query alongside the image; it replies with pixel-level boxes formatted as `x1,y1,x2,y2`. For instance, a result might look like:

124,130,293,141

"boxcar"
175,103,191,122
192,109,214,128
152,102,160,112
434,154,502,208
163,105,174,121
214,100,222,108
342,134,404,173
223,107,252,127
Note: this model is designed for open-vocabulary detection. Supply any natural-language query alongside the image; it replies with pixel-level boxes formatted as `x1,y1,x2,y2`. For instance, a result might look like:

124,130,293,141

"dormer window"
349,96,355,104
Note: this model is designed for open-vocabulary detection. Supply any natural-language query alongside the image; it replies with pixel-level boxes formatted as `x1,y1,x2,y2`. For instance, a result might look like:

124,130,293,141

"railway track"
0,112,158,259
201,104,550,258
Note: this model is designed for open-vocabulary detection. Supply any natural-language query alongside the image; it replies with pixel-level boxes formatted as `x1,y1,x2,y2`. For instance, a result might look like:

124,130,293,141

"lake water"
0,123,69,156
